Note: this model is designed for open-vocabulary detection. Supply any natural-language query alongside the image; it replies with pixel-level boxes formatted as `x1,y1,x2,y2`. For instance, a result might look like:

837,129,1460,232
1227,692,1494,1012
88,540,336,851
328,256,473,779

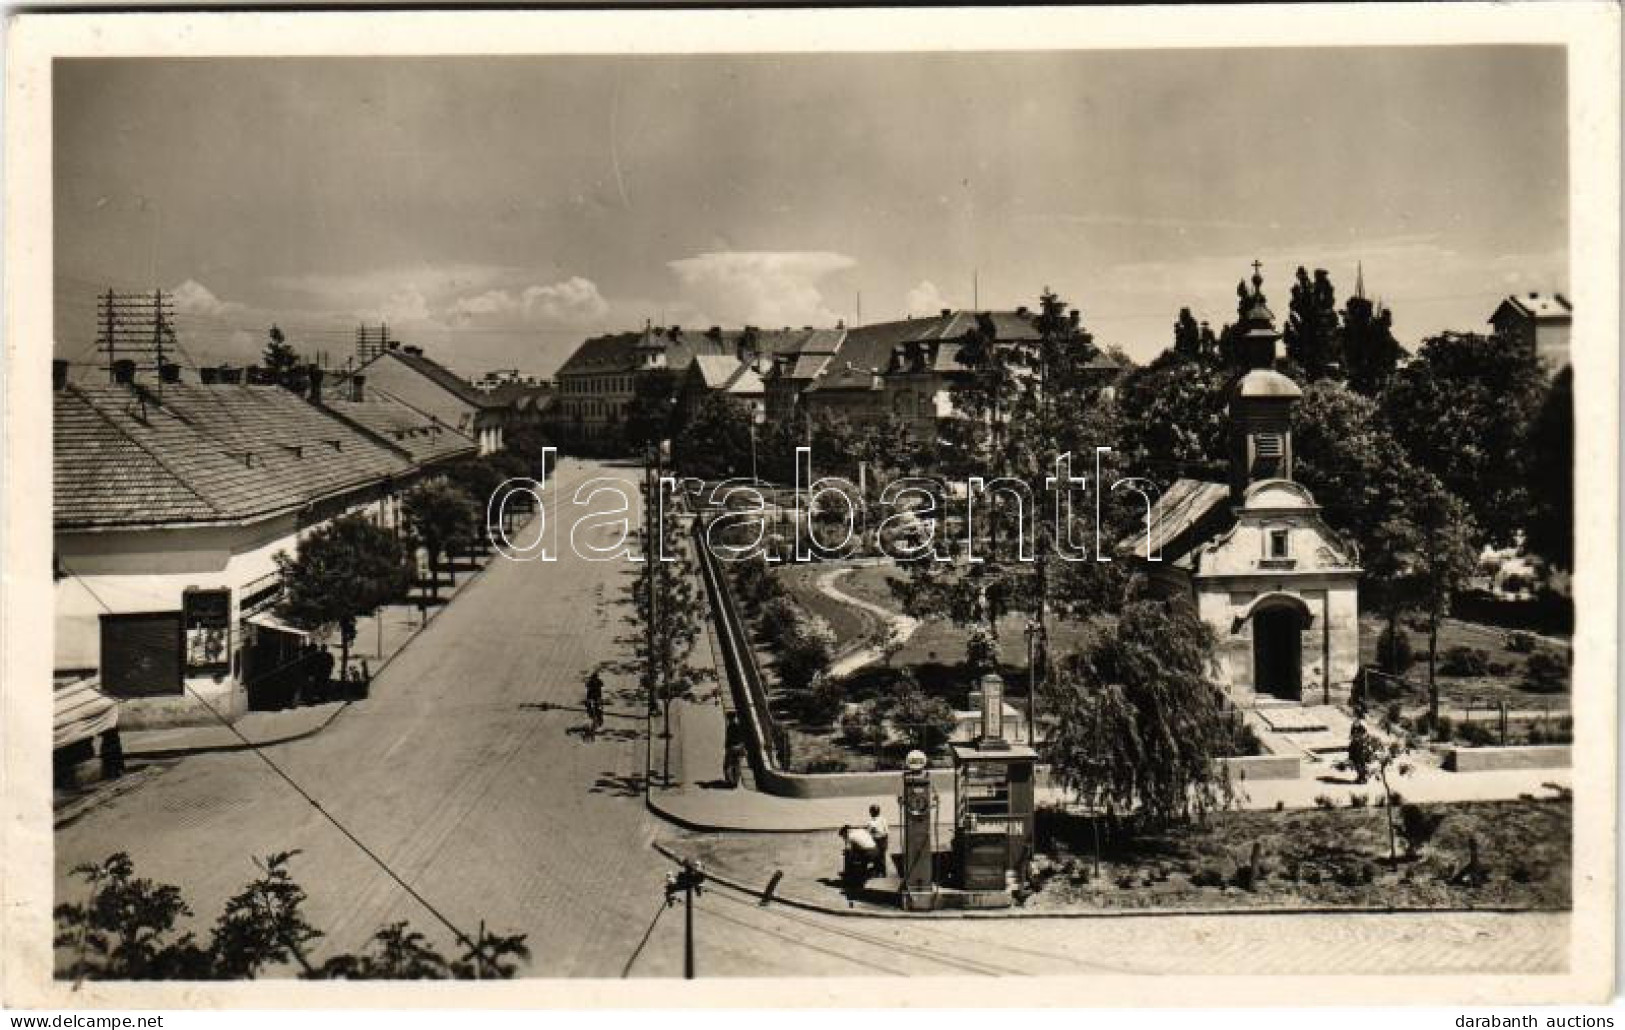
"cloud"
667,250,855,328
446,276,610,327
520,277,610,323
903,280,951,317
170,279,247,319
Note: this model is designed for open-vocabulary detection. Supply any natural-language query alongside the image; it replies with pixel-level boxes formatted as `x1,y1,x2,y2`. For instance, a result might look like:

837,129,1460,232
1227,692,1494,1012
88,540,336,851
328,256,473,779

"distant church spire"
1355,261,1366,301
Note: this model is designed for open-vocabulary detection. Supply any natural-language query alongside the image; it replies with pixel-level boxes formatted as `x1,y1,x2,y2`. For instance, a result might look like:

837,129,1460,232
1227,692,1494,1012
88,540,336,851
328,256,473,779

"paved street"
55,459,1568,978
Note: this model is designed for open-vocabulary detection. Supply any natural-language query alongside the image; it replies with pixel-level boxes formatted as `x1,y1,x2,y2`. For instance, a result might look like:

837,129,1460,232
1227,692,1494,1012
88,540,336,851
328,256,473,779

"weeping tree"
1041,598,1237,830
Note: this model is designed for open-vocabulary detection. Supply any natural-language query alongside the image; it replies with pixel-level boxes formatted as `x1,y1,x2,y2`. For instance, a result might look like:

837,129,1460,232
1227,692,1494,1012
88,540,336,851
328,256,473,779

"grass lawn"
758,560,1118,773
772,563,884,658
1358,614,1571,712
662,796,1570,914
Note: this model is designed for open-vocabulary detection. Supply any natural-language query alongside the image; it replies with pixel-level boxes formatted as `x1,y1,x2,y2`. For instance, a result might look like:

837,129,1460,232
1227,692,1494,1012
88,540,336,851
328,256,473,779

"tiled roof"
1492,292,1572,323
556,326,838,380
1115,478,1230,566
54,383,415,530
371,349,505,408
811,310,1042,392
325,390,477,466
555,332,643,377
690,354,743,390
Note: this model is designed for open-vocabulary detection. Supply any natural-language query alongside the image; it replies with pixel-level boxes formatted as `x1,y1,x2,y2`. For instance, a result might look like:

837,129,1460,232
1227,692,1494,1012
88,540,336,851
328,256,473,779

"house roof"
54,382,417,530
370,348,508,408
810,310,1043,392
690,354,744,390
324,389,477,466
557,326,842,381
1115,478,1231,566
1491,292,1573,324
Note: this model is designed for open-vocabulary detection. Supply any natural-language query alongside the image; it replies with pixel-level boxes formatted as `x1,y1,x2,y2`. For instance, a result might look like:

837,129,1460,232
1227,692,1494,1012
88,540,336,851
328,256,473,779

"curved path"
816,566,920,679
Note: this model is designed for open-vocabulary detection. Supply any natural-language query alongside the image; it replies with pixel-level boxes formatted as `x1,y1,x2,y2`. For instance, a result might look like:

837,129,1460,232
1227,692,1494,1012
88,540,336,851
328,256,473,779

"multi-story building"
551,324,816,450
1489,291,1572,371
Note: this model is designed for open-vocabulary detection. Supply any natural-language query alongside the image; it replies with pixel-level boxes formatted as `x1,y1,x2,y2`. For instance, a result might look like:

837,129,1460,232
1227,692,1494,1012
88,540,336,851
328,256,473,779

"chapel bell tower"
1228,262,1303,501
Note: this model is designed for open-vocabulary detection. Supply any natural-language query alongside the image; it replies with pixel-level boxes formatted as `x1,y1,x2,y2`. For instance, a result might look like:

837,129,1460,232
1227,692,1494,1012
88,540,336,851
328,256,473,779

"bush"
1376,625,1415,674
757,595,802,645
1458,721,1499,747
839,700,882,746
777,616,836,691
965,624,998,675
1398,804,1446,857
1505,631,1539,654
805,757,849,774
1439,646,1491,677
1314,794,1336,810
1522,648,1569,693
885,676,958,752
801,675,846,725
1501,572,1533,595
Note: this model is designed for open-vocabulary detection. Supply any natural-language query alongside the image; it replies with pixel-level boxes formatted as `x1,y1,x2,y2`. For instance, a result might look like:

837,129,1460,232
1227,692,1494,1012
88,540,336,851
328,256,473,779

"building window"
1269,529,1290,559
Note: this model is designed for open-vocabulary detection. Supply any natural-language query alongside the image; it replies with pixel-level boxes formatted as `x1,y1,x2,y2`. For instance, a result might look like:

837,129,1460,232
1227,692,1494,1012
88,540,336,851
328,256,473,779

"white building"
1122,269,1363,704
53,362,475,731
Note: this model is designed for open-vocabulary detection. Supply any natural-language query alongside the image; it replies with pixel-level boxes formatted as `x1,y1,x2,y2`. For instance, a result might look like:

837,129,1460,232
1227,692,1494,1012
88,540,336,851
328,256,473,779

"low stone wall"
1444,744,1572,772
1219,753,1303,781
757,764,957,799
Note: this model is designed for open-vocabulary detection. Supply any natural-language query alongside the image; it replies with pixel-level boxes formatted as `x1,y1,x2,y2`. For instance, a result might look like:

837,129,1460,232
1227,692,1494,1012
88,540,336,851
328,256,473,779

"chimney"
1069,309,1080,328
350,373,367,402
200,366,220,385
53,359,68,391
940,308,951,318
1016,305,1030,317
306,364,324,405
112,359,137,385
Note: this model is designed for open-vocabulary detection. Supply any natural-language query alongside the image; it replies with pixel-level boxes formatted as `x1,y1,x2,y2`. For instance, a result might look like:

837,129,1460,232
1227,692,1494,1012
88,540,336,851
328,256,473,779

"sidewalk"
648,703,1573,833
119,552,494,761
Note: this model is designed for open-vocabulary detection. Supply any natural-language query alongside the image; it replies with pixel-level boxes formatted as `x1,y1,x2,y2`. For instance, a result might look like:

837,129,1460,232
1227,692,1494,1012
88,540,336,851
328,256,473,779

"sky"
54,47,1568,380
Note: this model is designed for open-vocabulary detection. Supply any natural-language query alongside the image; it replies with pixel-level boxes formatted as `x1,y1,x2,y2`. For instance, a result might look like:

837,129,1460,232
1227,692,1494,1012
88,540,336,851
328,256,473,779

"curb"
645,788,859,835
650,841,1564,922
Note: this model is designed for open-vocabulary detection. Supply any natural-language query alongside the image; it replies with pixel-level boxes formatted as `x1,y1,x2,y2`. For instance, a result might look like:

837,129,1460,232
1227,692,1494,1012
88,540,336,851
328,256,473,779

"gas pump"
899,749,937,911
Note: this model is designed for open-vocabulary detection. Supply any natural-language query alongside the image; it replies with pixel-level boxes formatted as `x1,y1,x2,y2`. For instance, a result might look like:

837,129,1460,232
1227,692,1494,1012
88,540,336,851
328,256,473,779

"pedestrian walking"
584,670,605,739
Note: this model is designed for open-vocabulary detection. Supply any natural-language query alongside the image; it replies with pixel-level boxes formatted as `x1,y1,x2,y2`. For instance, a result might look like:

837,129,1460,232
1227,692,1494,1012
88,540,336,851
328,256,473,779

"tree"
621,371,679,453
671,393,754,480
1283,266,1341,381
1339,292,1405,396
1339,712,1417,864
611,483,712,719
1290,380,1420,560
1381,331,1546,548
275,514,411,680
55,851,529,980
1041,598,1235,829
1171,307,1219,366
263,324,300,373
1522,366,1573,571
1409,485,1480,731
1114,349,1229,482
777,615,836,692
402,480,479,601
884,672,957,752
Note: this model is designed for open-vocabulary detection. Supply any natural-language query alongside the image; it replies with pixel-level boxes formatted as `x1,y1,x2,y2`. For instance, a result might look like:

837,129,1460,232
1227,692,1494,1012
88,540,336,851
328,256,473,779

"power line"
54,558,502,975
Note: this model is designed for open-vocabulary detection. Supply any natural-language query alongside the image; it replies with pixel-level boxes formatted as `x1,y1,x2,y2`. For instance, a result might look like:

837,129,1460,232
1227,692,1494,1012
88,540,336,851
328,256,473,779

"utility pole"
664,860,706,979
